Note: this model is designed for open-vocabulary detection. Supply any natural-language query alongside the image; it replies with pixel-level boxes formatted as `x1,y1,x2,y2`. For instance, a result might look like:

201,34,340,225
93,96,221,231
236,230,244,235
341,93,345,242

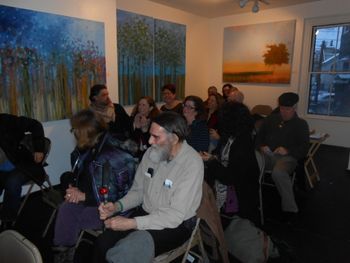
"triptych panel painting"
117,10,186,105
0,5,106,121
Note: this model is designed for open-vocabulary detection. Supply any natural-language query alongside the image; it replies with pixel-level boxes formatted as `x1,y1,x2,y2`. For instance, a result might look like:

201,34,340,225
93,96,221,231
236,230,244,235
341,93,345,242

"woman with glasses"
160,84,183,114
182,95,209,152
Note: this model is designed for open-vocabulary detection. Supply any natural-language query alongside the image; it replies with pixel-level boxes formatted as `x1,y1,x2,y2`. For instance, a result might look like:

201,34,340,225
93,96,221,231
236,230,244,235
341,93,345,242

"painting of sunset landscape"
223,20,295,84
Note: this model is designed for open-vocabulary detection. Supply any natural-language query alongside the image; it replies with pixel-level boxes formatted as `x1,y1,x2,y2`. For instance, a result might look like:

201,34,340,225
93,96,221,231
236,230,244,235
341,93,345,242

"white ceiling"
148,0,320,18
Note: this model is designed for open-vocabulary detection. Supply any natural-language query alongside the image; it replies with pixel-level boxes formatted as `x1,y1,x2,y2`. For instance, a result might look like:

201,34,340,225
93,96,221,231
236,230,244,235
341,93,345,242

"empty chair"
251,104,273,117
0,230,43,263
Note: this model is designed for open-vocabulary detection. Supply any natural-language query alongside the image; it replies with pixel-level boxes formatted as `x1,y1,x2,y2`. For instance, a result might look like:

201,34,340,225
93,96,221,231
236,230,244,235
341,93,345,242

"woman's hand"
209,129,220,140
199,151,212,162
105,216,137,231
98,202,118,220
65,185,85,203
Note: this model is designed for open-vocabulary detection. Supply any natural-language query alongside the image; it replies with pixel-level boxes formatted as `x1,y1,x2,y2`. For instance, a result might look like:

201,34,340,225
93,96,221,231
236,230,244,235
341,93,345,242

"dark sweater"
256,113,309,160
187,119,209,152
206,132,259,222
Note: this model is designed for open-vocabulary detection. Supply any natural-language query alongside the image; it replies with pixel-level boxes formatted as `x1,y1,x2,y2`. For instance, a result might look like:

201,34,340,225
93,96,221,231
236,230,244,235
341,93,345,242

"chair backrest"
0,230,43,263
251,104,273,117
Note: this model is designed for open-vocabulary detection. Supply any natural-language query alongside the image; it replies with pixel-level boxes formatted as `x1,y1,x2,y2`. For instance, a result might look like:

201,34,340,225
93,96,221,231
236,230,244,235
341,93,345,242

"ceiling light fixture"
238,0,269,13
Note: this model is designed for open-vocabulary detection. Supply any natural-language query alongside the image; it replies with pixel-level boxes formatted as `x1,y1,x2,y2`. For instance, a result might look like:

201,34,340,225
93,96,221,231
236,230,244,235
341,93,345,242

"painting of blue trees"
154,19,186,102
0,5,106,121
117,10,186,105
117,10,154,105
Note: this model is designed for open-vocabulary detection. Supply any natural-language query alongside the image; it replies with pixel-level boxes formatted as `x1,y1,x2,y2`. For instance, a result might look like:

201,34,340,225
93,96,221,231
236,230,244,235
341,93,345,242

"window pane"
308,23,350,117
308,73,350,117
311,26,342,72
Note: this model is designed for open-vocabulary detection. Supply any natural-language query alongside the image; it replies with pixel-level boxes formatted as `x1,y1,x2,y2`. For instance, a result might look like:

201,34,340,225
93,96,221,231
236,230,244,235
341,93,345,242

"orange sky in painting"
223,61,290,73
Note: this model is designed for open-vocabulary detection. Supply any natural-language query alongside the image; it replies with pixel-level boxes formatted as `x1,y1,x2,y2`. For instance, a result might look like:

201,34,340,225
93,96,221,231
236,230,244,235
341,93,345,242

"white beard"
149,144,172,163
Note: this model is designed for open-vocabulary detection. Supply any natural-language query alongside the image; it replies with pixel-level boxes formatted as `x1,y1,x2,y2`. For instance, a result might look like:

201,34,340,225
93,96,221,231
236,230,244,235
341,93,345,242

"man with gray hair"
93,111,204,263
256,92,309,224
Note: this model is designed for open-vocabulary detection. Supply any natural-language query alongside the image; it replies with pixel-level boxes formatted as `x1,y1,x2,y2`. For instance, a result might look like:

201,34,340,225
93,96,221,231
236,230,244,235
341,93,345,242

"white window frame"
299,14,350,123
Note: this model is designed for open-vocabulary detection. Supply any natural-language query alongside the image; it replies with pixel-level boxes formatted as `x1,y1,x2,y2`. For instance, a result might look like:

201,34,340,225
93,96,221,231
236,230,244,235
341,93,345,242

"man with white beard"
93,111,204,263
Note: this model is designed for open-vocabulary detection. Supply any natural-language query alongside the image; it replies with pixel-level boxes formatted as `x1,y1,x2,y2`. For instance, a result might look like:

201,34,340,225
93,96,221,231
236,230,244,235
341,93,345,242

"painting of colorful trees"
0,5,106,121
117,10,186,105
223,20,295,84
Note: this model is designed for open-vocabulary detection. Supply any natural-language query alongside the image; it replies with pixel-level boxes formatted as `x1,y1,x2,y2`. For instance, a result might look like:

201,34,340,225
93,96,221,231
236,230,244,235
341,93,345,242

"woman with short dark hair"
160,84,183,114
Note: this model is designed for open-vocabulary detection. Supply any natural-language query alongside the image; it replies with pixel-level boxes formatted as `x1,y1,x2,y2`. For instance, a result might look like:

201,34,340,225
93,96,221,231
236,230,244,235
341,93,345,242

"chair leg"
42,208,57,238
14,182,35,225
259,185,264,225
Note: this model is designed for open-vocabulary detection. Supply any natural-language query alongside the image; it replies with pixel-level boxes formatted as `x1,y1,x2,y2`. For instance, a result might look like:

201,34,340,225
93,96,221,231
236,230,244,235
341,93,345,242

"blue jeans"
0,169,29,221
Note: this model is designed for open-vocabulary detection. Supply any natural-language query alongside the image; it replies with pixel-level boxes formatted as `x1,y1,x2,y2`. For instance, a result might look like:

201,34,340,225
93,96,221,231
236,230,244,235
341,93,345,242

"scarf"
89,102,116,124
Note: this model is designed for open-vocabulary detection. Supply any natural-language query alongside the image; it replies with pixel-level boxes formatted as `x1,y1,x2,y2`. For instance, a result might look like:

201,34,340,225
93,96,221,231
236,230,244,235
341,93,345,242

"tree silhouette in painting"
263,43,290,71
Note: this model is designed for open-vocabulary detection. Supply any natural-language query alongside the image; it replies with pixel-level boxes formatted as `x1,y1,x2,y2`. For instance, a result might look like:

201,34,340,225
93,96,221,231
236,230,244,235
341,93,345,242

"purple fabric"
53,202,103,246
224,185,239,213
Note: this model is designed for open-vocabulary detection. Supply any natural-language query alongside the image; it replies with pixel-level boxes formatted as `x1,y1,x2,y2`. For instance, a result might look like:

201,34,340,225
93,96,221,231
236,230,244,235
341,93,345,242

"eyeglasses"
183,103,195,110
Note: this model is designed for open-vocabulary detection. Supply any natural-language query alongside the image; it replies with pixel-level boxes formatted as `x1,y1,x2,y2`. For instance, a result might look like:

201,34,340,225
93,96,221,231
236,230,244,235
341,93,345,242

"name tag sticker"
164,179,173,188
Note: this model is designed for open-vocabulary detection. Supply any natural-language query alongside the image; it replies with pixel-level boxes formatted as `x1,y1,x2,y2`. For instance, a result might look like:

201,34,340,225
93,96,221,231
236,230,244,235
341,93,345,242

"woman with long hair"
201,102,259,225
130,96,160,158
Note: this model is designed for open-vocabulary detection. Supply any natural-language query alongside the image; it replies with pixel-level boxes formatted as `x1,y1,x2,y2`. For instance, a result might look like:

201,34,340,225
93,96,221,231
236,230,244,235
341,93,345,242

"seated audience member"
183,96,210,152
89,84,132,140
222,83,237,101
0,114,45,225
207,93,224,153
256,92,309,223
130,96,160,158
204,86,221,108
159,84,183,114
228,89,245,103
200,102,259,224
93,112,204,263
53,110,136,260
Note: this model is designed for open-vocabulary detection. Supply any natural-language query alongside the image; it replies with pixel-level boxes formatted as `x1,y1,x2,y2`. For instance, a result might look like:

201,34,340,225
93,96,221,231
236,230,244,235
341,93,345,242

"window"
307,23,350,117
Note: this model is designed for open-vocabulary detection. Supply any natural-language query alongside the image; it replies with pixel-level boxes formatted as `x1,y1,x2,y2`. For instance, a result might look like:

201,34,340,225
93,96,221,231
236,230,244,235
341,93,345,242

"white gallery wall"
206,0,350,147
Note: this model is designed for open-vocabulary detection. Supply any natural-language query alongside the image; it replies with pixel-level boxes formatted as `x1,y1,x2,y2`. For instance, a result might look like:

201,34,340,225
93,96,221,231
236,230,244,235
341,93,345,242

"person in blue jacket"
53,110,137,261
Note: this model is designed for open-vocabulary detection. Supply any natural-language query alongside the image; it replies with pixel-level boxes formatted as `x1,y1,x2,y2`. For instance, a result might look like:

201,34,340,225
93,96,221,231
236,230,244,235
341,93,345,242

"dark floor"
2,144,350,263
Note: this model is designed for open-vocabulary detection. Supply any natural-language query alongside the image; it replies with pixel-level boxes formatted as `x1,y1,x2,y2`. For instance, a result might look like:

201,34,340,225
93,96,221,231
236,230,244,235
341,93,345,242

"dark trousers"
92,208,191,263
0,169,29,221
